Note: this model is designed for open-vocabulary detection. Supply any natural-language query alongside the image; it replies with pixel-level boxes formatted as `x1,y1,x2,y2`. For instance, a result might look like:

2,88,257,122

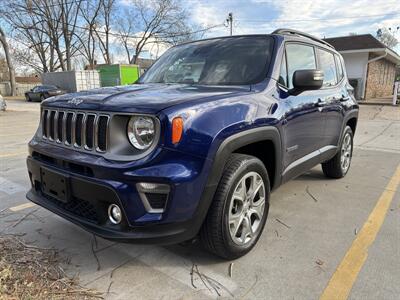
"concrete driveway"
0,100,399,299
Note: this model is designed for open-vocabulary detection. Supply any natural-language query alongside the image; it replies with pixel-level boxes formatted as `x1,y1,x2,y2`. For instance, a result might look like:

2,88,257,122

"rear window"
139,36,274,85
335,54,344,81
317,49,338,87
41,85,58,90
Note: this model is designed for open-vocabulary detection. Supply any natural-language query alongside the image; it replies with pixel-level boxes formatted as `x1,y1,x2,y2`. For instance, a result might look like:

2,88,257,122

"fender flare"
190,126,282,236
208,126,282,190
339,109,359,147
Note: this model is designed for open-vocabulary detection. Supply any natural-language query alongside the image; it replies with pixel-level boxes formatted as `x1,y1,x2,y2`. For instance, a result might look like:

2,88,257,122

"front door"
278,43,326,180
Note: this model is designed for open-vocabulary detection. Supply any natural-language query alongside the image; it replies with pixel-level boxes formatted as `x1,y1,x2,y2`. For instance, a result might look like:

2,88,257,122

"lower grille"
42,109,109,153
43,193,98,223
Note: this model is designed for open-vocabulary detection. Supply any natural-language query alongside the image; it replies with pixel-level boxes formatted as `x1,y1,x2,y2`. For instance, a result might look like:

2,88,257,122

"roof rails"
272,28,334,49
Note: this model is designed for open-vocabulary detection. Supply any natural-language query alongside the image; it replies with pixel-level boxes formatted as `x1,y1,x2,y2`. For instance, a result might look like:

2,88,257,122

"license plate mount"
40,167,70,203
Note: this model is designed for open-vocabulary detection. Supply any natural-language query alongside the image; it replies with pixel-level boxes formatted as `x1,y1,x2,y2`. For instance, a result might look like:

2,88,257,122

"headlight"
127,116,156,150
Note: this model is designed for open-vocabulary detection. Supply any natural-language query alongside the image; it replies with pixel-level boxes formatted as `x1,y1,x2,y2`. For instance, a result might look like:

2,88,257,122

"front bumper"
26,143,214,244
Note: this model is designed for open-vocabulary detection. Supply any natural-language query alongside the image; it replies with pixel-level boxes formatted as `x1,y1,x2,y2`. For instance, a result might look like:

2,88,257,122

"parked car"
25,85,66,102
26,29,358,259
0,94,6,111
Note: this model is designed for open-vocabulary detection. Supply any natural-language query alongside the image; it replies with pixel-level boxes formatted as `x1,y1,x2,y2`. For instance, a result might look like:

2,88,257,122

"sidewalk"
3,96,25,101
359,96,399,106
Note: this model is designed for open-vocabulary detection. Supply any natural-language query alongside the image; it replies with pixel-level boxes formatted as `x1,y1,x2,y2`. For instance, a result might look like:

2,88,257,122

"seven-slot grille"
42,109,109,152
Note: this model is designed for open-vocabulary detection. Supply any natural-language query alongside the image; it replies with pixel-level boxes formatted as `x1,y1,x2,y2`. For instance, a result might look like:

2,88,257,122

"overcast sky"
186,0,400,52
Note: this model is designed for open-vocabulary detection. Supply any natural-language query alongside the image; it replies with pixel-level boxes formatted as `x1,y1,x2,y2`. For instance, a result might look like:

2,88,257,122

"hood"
42,83,251,114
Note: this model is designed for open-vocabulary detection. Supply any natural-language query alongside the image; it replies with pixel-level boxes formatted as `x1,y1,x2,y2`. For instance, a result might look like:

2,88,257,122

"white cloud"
187,0,400,52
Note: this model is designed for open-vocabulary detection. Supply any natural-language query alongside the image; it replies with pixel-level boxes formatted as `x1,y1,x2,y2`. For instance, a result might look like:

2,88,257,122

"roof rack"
272,28,334,49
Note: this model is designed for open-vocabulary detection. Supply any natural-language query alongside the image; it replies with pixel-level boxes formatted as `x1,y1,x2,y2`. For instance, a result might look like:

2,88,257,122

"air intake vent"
57,111,64,142
49,111,56,140
97,116,109,152
42,109,109,153
66,112,73,144
75,113,84,146
85,114,95,149
42,110,48,137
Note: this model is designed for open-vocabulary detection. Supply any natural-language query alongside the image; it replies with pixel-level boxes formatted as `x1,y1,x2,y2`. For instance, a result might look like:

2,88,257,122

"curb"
358,102,398,107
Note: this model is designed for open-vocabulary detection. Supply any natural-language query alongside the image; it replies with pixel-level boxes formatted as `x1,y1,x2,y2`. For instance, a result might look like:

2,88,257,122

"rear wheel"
200,154,270,259
322,126,353,178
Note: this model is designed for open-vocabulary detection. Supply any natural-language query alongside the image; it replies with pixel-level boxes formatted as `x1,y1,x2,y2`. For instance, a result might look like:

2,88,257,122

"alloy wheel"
340,132,352,173
228,171,266,245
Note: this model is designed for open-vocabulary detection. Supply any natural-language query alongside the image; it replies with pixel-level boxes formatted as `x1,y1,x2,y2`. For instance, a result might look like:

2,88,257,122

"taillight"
172,117,183,144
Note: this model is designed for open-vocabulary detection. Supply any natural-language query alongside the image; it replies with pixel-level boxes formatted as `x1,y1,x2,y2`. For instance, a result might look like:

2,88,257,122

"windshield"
139,36,274,85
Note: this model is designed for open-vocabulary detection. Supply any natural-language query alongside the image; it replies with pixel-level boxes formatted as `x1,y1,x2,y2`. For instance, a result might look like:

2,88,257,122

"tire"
200,154,270,259
322,126,353,178
25,94,31,102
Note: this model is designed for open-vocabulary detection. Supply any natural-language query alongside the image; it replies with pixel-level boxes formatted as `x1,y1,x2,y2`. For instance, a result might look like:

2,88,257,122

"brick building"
324,34,400,100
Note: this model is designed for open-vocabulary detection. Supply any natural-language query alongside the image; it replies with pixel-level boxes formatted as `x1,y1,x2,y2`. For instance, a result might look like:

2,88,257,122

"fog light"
108,204,122,224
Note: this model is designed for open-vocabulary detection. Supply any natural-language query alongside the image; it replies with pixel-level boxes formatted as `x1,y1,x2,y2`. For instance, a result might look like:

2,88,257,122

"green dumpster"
96,64,140,87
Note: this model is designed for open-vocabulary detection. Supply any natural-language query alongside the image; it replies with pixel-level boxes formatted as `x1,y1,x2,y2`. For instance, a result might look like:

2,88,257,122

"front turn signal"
172,117,183,144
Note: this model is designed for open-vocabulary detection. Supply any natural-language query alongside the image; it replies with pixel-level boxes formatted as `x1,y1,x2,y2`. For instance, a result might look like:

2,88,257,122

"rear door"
279,43,326,173
316,48,345,147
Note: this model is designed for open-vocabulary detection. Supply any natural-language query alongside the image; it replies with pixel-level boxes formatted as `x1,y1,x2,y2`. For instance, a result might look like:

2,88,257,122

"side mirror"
290,69,324,95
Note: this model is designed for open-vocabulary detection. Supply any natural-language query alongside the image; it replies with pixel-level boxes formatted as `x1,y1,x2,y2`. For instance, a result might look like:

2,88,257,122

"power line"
236,12,400,23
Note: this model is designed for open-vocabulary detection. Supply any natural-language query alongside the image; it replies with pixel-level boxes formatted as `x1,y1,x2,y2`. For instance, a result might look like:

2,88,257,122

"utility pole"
226,12,233,36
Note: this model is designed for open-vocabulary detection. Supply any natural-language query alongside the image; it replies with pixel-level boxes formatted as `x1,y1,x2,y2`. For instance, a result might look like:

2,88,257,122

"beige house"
324,34,400,100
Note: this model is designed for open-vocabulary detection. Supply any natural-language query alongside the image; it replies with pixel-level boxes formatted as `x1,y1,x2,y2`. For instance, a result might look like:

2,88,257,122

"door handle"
340,95,350,102
316,98,325,107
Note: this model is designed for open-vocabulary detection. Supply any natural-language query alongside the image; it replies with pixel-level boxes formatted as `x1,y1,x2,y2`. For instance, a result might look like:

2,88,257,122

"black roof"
323,34,386,51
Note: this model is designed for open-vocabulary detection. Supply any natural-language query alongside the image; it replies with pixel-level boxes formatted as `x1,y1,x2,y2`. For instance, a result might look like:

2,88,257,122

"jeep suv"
26,29,358,259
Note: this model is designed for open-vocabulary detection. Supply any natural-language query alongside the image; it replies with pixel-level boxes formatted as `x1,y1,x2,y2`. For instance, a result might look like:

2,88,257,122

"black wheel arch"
339,109,358,147
189,126,282,239
209,126,282,191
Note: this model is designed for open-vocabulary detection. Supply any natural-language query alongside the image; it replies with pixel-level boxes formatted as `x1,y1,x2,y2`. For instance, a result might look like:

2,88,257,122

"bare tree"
1,0,84,72
77,0,102,68
377,28,399,49
0,26,16,96
124,0,198,64
116,7,137,63
1,2,54,72
94,0,116,64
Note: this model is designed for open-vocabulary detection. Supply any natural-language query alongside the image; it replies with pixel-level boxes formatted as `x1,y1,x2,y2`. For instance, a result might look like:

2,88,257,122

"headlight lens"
127,116,156,150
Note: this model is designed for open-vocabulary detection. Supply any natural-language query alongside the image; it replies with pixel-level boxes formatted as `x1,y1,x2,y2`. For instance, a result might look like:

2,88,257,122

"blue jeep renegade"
26,29,359,259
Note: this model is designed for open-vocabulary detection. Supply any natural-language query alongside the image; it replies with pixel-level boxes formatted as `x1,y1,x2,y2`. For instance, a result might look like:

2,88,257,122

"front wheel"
322,126,354,178
200,154,270,259
25,94,31,102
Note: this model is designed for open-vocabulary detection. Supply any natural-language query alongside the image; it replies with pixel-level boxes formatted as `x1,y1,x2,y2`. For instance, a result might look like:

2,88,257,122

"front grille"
75,113,84,146
42,109,109,153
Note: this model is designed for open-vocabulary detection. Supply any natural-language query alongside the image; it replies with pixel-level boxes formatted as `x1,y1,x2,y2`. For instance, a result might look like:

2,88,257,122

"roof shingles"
323,34,386,51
